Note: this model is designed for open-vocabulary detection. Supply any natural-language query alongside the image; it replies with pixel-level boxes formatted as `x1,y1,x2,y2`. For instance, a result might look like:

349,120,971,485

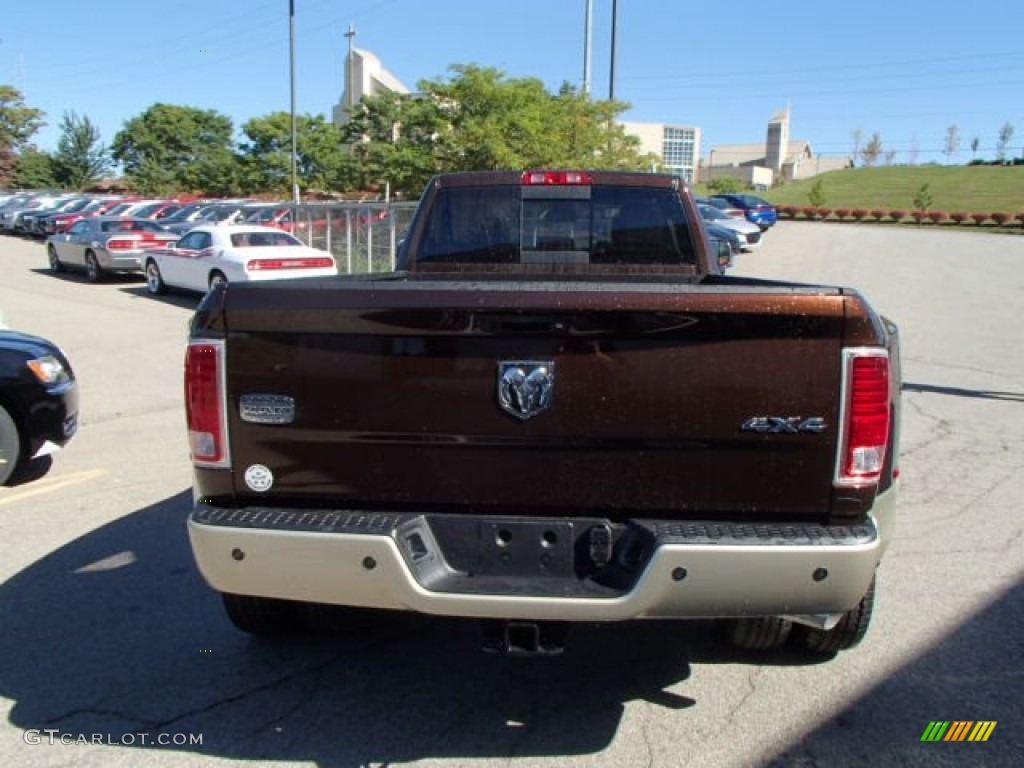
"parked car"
705,221,743,265
709,194,778,230
41,198,123,236
694,195,745,220
241,204,331,238
697,204,762,251
143,224,337,295
154,203,213,232
102,199,164,218
161,204,247,235
0,328,78,485
1,195,72,232
46,217,179,282
19,197,86,237
130,201,183,221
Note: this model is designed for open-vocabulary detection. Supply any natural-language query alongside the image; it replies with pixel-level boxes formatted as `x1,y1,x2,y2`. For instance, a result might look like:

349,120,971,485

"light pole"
289,0,299,204
609,0,618,101
582,0,592,96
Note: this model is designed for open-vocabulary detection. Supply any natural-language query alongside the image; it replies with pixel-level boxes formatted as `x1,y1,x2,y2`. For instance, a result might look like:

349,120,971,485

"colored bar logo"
921,721,996,742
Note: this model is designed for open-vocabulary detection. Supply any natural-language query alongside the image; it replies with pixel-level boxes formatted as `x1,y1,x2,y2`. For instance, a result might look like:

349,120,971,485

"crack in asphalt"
42,652,349,738
723,667,761,733
41,706,158,730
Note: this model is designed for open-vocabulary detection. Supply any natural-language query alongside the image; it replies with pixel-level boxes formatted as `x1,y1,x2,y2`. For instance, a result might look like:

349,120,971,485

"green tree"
342,65,652,197
112,103,237,194
912,183,933,214
1,85,46,186
342,88,452,195
807,178,826,207
53,111,110,189
239,112,353,196
13,146,57,188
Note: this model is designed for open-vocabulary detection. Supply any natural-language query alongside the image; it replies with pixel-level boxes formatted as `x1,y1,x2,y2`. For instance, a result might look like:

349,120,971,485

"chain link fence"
284,202,418,274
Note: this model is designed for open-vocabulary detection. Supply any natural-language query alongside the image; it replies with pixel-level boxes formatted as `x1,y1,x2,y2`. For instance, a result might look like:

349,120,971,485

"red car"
242,205,329,237
44,198,124,236
129,201,183,221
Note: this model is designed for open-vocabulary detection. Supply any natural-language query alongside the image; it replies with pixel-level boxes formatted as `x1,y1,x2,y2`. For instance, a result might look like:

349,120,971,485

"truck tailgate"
219,278,846,521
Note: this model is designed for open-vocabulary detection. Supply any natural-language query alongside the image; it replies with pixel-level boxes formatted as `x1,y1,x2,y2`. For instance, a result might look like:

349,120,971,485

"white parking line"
0,469,108,507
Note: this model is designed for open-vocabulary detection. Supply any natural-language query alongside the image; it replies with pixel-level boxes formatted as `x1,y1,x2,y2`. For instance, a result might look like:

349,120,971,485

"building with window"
619,122,702,183
704,107,851,187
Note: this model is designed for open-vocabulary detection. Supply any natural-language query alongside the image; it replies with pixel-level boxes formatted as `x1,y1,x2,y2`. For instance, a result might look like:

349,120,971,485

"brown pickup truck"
185,170,900,656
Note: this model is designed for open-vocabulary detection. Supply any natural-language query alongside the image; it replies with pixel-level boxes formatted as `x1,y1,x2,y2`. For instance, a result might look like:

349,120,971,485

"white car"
697,204,762,251
142,225,338,295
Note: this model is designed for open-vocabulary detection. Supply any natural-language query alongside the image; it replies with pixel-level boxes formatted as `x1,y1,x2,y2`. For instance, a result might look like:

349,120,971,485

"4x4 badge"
741,416,827,434
498,361,555,421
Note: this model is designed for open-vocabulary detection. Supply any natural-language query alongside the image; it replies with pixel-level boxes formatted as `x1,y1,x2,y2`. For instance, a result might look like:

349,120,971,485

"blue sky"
3,0,1023,165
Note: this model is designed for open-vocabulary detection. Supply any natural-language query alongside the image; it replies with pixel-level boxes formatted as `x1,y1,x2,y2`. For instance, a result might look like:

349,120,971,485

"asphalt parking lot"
1,223,1022,768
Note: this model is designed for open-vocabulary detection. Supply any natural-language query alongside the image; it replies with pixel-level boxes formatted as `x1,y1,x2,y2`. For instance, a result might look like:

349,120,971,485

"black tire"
144,259,167,295
84,251,103,283
0,405,24,486
724,616,793,650
47,244,64,274
795,577,876,654
208,270,227,291
221,593,303,635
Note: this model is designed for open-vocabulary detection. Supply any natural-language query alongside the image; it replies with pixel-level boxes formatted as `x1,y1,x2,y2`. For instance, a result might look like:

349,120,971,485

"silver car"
46,216,178,282
697,204,763,251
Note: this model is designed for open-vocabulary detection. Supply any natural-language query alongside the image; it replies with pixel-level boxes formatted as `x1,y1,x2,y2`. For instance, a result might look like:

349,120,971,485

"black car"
0,330,79,485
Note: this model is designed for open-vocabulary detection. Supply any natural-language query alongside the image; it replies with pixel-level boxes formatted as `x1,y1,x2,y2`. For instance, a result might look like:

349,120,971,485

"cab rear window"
417,185,696,267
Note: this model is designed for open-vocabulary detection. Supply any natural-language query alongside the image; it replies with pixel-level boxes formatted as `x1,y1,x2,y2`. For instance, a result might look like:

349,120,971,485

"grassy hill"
753,165,1023,213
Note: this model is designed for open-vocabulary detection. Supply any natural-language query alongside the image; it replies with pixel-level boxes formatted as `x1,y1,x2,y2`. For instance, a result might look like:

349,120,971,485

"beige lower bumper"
188,490,895,622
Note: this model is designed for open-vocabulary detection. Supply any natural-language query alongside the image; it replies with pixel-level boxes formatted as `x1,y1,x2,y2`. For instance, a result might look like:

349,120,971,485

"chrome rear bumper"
188,489,895,622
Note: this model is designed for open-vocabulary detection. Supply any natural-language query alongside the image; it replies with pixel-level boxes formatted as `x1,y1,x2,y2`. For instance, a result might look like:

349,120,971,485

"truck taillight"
522,170,592,186
185,340,229,468
246,257,334,271
835,348,891,487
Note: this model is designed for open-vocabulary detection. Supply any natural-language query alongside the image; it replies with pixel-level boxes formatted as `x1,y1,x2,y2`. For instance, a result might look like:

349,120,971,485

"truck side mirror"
711,238,733,270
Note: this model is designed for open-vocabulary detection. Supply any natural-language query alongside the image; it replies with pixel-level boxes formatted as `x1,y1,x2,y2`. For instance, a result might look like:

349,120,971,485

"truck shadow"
118,285,203,310
764,577,1024,767
0,490,822,765
902,381,1024,403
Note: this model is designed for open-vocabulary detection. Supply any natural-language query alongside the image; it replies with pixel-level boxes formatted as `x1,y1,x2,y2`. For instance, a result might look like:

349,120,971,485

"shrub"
949,212,970,224
851,208,870,221
871,208,888,221
807,178,826,208
779,206,798,219
990,212,1013,226
927,210,949,224
801,206,819,219
970,212,990,225
889,209,907,222
912,183,934,214
707,177,742,194
1016,212,1024,226
817,207,833,219
834,207,851,220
